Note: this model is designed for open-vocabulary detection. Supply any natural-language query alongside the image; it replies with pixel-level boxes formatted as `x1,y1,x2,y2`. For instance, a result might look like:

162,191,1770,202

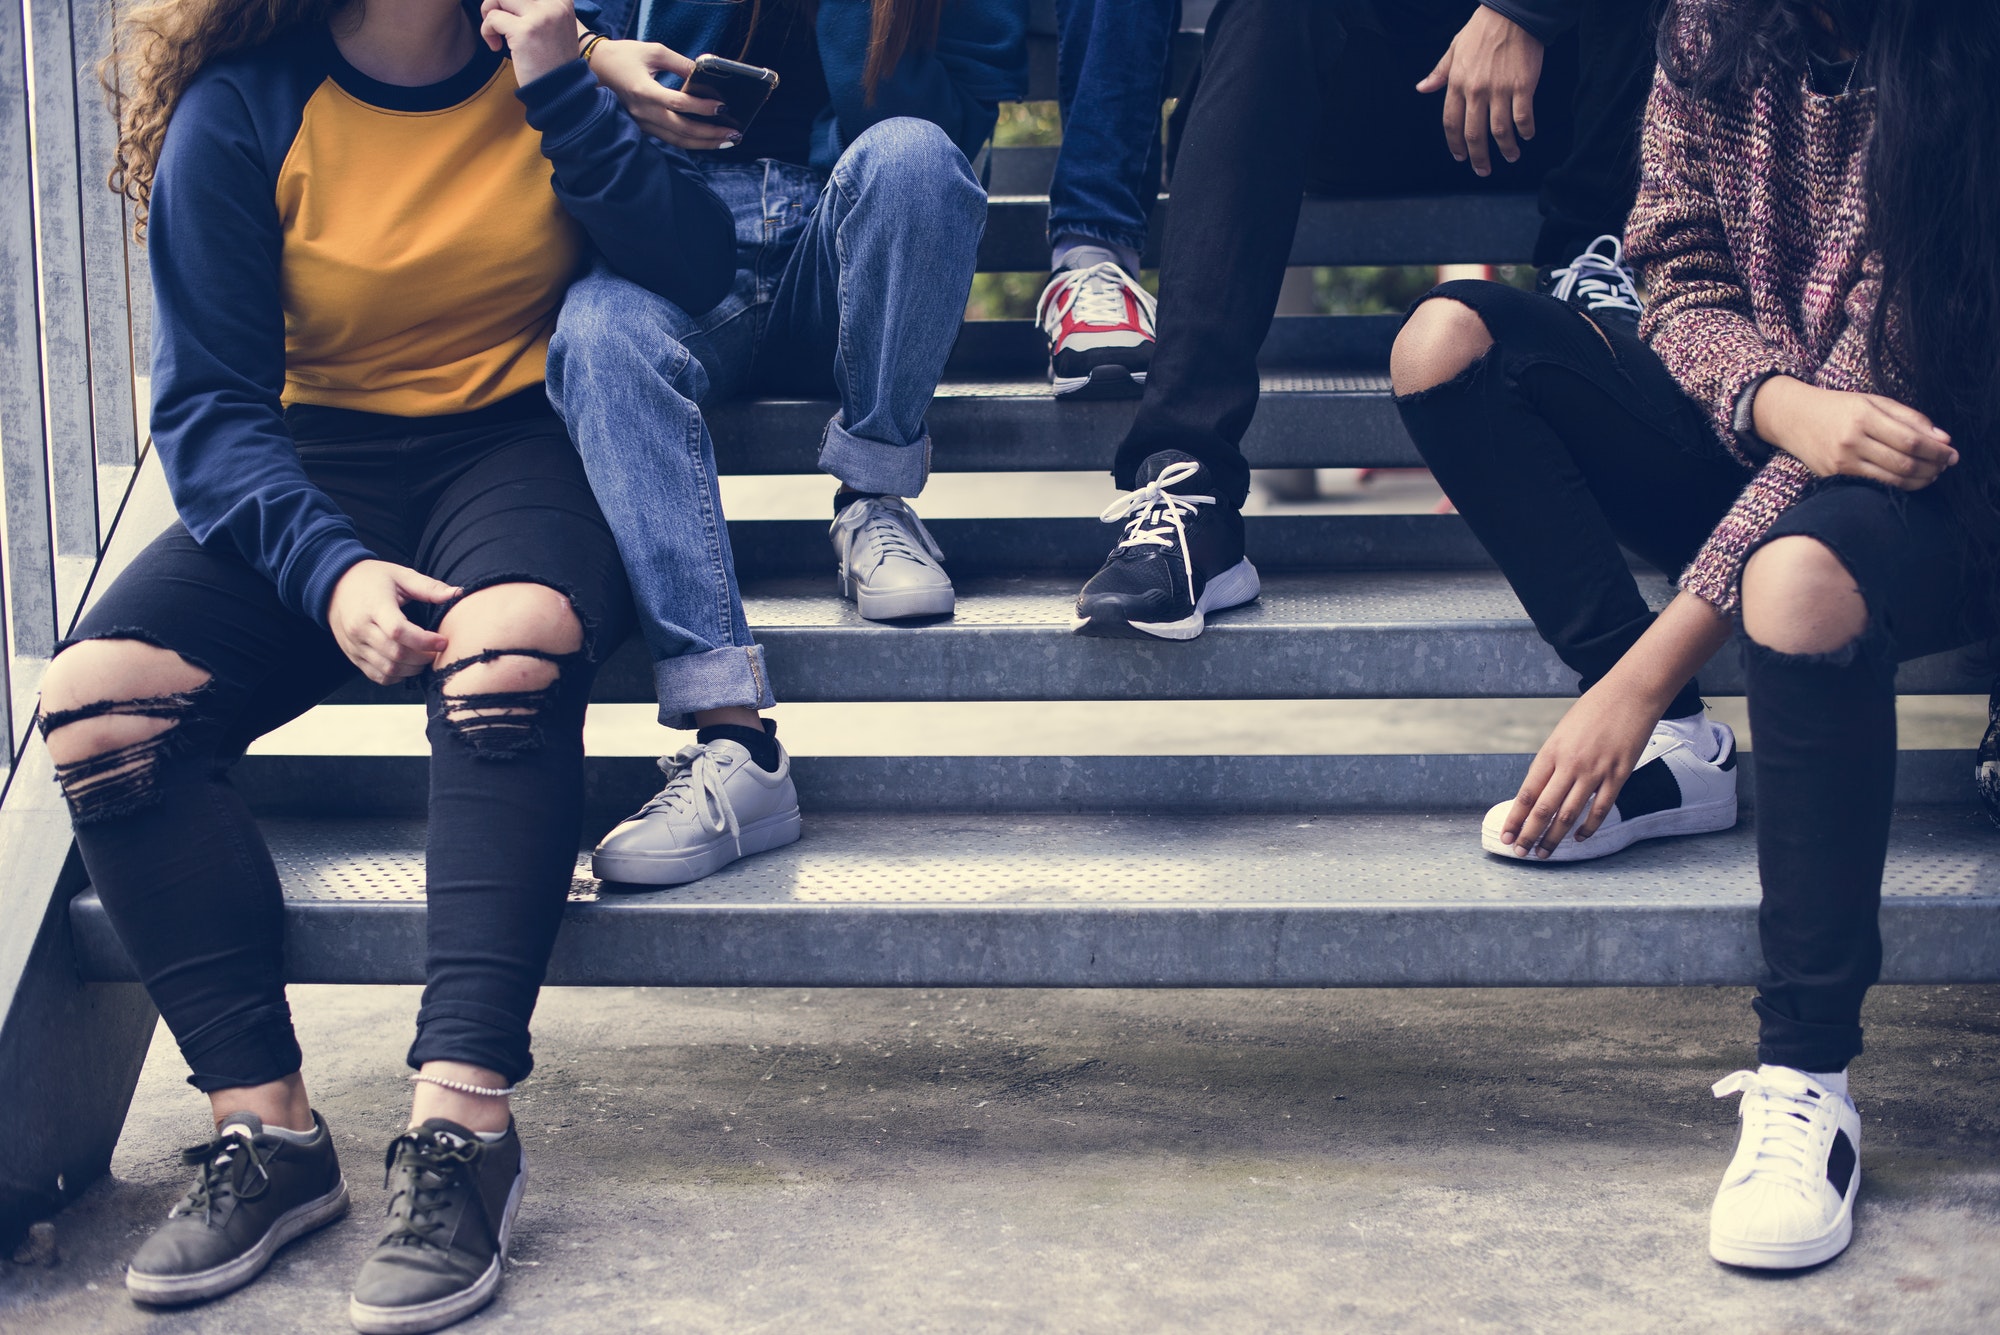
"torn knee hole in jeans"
1390,348,1494,406
38,691,203,822
430,649,570,759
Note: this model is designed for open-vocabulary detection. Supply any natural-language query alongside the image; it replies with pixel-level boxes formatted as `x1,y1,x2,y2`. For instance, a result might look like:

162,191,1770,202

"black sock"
696,718,780,772
834,488,887,517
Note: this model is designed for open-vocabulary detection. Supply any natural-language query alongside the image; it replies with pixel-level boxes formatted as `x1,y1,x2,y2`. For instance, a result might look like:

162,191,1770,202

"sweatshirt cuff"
1478,0,1577,45
291,532,376,626
517,58,617,152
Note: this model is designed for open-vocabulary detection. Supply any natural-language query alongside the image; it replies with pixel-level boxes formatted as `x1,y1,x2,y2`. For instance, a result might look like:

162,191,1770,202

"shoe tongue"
218,1112,266,1137
1137,450,1206,490
413,1117,477,1144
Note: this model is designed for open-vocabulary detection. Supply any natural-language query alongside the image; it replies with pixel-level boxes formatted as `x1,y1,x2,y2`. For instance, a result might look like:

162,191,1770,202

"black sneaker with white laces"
1072,450,1260,640
1538,233,1645,334
126,1111,348,1306
349,1119,525,1334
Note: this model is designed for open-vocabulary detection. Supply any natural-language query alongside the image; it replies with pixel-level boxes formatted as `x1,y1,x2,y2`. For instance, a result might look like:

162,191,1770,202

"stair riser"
232,751,1979,822
68,896,2000,988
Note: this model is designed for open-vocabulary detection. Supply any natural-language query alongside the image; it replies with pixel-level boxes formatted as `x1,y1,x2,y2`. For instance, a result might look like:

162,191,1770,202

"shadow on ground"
4,985,1998,1333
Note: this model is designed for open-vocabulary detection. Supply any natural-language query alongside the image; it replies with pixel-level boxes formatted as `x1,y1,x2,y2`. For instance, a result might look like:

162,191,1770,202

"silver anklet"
409,1073,516,1097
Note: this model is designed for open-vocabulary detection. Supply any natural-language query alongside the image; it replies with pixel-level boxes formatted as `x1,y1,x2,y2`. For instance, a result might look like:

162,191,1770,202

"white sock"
476,1128,509,1143
1659,710,1721,763
223,1114,318,1143
1761,1062,1850,1100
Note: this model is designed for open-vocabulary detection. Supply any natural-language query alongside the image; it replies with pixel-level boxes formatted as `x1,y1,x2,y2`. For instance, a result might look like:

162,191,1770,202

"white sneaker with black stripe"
1482,715,1738,861
1709,1066,1861,1269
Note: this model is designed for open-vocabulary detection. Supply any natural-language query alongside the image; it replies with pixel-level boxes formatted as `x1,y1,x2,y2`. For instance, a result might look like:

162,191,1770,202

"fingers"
1501,750,1559,848
1489,94,1520,165
1572,777,1624,843
1866,394,1946,439
1530,777,1595,857
388,618,450,657
1512,84,1536,143
1441,83,1469,165
1416,49,1452,94
1461,90,1493,175
389,568,462,606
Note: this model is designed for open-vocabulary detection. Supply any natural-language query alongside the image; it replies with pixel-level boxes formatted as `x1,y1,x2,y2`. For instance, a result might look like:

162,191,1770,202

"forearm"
1594,591,1735,712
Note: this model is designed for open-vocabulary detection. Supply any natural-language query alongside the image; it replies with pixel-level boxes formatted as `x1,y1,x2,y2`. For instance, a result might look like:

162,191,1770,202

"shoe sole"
1481,794,1738,862
1710,1169,1858,1270
840,569,955,621
348,1156,527,1334
127,1176,349,1306
593,807,804,888
1070,557,1261,641
1053,365,1146,400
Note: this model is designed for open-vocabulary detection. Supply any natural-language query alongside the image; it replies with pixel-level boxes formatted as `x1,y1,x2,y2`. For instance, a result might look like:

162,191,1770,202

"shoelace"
1097,460,1215,606
1713,1068,1833,1201
1549,234,1644,318
1038,261,1157,332
172,1125,272,1223
638,741,741,838
378,1127,480,1250
830,496,946,576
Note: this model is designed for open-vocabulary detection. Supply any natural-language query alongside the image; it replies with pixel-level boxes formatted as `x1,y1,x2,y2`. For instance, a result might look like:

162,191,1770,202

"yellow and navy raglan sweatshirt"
148,14,733,623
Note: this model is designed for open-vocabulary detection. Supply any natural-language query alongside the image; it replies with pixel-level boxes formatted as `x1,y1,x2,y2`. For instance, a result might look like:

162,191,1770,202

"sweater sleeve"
1626,69,1810,466
1678,453,1816,614
1479,0,1580,46
147,73,376,624
816,0,1026,167
516,58,734,314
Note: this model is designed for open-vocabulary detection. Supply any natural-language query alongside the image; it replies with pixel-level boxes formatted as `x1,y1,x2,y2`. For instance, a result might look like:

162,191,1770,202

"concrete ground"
5,984,1999,1334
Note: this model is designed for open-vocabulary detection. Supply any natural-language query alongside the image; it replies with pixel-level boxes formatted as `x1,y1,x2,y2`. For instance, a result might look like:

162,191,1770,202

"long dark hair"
733,0,946,103
1662,0,2000,612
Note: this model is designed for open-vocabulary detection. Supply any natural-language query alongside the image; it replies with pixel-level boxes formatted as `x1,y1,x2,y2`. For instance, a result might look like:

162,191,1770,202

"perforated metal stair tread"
67,810,2000,987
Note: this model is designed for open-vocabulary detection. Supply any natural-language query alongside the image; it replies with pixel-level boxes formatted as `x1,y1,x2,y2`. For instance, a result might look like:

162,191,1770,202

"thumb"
390,567,461,606
645,42,695,76
1416,49,1452,93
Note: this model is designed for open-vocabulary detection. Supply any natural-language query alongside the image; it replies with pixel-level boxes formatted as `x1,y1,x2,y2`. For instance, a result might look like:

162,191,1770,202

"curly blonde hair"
103,0,346,240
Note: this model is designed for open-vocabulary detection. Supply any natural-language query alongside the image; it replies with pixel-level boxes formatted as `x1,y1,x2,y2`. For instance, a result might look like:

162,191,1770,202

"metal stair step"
943,313,1401,378
229,750,1980,824
727,513,1494,577
67,809,2000,988
710,370,1416,473
328,570,1986,705
975,194,1541,272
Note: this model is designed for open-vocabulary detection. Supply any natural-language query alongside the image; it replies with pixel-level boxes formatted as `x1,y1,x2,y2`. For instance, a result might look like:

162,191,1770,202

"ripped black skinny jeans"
45,392,633,1091
1397,280,1997,1071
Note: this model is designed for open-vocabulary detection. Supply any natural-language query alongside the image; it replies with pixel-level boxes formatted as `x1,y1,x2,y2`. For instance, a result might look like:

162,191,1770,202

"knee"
1742,536,1869,655
431,584,586,756
550,271,701,396
39,639,211,818
1391,298,1494,397
845,117,982,217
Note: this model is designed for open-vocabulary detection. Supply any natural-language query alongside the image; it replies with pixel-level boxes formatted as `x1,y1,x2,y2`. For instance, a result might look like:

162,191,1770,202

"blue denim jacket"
576,0,1027,172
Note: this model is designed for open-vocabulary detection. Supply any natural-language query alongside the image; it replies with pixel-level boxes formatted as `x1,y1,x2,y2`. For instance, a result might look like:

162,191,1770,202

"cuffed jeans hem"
818,417,931,497
655,643,777,730
408,999,537,1085
180,1003,305,1093
1050,227,1148,270
1753,995,1863,1073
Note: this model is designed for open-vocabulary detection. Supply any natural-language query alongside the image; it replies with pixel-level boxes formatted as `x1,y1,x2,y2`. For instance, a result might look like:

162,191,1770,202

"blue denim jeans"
1049,0,1179,262
548,117,984,726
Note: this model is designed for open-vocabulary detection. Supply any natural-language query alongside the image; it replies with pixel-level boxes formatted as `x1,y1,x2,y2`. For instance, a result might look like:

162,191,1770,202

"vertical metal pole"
26,0,102,626
0,0,59,759
71,0,136,478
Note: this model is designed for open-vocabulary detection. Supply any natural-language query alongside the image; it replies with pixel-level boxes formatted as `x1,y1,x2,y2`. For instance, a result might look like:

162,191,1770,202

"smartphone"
679,54,780,133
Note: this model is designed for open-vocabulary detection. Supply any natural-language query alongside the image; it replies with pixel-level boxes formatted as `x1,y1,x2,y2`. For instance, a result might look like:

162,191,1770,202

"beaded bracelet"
579,33,608,64
410,1072,517,1098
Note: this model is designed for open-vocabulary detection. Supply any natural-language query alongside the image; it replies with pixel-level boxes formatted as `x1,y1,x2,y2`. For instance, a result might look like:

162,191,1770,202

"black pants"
1397,281,1997,1072
50,394,634,1091
1118,0,1655,505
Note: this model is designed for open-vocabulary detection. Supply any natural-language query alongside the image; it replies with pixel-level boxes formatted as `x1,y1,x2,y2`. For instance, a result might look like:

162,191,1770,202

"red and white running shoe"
1036,260,1157,400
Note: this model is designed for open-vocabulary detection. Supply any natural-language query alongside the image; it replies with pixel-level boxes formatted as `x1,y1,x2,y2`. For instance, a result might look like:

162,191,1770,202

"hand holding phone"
680,55,779,135
584,40,753,151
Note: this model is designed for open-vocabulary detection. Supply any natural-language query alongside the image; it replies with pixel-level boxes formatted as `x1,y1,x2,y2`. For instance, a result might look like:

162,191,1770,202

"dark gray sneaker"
349,1119,525,1334
125,1111,348,1306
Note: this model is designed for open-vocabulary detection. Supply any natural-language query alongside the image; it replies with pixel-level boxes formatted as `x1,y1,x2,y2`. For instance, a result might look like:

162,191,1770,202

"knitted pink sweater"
1626,45,1896,613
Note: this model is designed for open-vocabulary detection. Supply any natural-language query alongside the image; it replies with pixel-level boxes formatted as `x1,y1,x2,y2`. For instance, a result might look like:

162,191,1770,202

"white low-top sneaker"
830,495,955,621
1710,1066,1861,1269
1483,717,1738,861
592,737,801,887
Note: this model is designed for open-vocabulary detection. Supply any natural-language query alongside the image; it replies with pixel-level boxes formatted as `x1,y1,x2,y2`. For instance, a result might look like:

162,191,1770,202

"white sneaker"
1037,260,1156,400
1710,1066,1861,1269
1482,717,1738,861
592,737,801,887
830,495,955,621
